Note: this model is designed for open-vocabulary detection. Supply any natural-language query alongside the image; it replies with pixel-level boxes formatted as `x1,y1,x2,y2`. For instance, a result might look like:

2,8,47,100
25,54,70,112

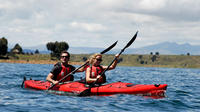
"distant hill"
23,45,50,54
128,42,200,55
68,42,200,55
68,47,116,54
9,42,200,55
8,44,50,54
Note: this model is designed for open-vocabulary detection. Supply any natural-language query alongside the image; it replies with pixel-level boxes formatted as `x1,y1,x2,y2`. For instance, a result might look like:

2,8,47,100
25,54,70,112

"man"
46,51,85,84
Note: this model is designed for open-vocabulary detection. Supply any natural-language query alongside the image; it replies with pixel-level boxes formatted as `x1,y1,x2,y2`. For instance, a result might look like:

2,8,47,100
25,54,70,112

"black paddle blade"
100,41,118,54
124,31,138,50
21,76,26,88
78,88,91,96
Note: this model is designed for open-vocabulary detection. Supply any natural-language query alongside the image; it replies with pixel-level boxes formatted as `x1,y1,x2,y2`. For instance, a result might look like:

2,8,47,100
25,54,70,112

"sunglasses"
96,58,102,61
61,56,69,58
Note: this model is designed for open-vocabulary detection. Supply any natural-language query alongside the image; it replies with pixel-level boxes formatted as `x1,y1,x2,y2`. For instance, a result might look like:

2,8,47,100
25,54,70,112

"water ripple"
1,63,200,112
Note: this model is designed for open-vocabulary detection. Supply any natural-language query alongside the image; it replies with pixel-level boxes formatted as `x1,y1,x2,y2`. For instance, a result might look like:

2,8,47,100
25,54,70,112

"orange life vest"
56,64,73,82
86,65,106,84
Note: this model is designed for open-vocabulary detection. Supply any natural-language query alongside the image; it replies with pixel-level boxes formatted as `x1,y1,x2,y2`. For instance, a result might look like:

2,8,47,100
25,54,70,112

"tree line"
0,37,8,56
46,41,69,59
0,36,191,61
0,37,69,59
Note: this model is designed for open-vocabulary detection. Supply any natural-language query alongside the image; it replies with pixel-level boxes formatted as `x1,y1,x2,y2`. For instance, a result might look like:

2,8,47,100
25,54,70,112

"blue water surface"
0,63,200,112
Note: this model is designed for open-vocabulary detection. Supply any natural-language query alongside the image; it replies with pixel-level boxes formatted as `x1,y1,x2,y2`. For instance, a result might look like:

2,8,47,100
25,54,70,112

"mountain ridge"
11,42,200,55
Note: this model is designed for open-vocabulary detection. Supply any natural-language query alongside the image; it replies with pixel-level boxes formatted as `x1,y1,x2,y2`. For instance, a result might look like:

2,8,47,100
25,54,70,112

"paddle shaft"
47,41,118,90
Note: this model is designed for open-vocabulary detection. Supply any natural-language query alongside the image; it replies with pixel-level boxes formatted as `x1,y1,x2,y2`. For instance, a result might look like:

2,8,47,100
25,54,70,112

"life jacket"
56,63,73,82
86,65,106,84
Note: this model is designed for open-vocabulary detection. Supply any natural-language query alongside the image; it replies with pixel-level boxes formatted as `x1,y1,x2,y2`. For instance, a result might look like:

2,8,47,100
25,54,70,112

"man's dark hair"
60,51,70,58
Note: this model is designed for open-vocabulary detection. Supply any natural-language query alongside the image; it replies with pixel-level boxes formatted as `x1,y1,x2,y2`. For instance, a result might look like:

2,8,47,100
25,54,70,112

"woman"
85,53,119,85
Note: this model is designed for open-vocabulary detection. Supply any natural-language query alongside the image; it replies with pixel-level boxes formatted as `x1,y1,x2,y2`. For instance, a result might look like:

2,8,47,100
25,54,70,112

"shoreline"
1,59,199,69
0,59,84,65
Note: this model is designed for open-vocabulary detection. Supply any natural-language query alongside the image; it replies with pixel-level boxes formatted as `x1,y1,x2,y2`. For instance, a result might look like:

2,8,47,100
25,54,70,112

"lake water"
0,63,200,112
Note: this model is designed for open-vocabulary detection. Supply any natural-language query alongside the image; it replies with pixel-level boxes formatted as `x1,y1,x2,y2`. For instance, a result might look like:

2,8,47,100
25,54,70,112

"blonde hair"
89,53,102,64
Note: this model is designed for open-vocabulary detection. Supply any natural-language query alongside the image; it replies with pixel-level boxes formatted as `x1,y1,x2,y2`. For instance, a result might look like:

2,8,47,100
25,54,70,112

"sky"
0,0,200,49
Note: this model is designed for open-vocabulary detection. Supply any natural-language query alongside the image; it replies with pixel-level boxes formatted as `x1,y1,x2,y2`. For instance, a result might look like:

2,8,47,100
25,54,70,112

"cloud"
0,0,200,48
70,22,106,32
139,0,166,10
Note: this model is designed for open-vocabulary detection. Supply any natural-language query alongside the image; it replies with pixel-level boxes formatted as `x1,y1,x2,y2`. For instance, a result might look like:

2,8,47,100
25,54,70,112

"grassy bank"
1,54,200,69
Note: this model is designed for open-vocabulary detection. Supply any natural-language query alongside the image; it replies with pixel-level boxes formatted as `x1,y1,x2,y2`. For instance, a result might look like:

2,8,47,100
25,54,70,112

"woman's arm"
102,54,119,70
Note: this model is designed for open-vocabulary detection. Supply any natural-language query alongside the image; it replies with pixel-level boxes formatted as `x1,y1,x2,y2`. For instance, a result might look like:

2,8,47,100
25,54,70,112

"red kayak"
23,79,167,97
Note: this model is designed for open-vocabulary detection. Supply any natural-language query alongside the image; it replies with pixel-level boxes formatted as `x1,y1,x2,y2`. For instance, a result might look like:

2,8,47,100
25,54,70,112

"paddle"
88,31,138,89
47,41,118,90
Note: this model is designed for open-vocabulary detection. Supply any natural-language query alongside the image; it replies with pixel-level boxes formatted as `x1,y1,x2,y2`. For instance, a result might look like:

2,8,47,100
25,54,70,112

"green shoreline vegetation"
1,54,200,69
1,37,200,69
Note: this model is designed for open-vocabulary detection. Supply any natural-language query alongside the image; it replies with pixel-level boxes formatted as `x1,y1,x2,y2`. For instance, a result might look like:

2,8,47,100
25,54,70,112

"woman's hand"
115,54,120,59
97,75,101,79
